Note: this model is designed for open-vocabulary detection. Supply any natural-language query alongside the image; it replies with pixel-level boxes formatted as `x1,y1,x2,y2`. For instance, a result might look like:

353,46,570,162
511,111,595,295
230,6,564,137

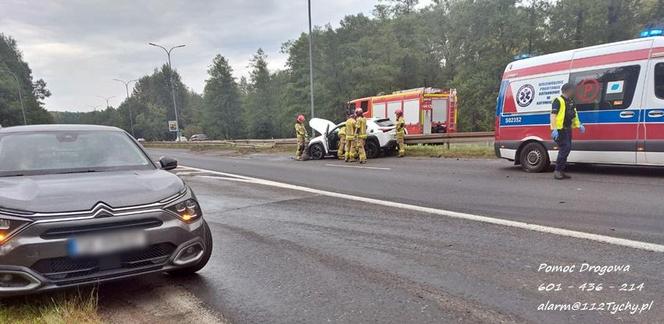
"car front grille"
40,218,163,239
30,243,176,284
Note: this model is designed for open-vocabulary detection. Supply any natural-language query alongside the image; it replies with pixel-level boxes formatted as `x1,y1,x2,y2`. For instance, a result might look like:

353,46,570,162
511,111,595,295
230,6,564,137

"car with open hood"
307,117,398,160
0,125,212,296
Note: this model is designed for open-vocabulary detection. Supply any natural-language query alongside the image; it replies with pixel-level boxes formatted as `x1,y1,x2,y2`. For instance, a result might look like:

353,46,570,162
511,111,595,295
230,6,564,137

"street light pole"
0,69,27,125
307,0,315,123
96,95,115,109
113,78,138,137
149,42,185,141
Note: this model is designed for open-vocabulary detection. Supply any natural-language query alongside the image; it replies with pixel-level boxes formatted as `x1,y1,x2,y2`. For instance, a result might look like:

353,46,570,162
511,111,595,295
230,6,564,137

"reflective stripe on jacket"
552,96,580,130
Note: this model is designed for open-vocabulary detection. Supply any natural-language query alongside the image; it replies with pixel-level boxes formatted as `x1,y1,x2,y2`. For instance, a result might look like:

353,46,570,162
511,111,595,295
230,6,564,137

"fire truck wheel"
309,143,325,160
366,140,379,159
519,142,550,173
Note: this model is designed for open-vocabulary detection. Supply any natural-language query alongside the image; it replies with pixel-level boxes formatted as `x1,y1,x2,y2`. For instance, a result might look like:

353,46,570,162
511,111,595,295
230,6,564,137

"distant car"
175,135,188,142
136,138,146,144
307,117,398,160
189,134,208,141
0,125,212,296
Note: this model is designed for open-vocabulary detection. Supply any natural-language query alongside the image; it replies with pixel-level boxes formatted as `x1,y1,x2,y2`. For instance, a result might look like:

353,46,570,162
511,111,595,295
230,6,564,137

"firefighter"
337,122,346,160
354,108,368,164
344,113,357,162
395,109,406,157
551,83,585,179
294,114,308,161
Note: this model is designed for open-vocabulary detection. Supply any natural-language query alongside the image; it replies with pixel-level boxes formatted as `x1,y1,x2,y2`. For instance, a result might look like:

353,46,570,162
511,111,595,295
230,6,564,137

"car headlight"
0,216,31,245
167,199,202,223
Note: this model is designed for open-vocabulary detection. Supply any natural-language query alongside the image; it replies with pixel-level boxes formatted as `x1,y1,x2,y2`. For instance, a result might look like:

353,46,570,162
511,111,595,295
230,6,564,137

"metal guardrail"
404,131,494,145
147,132,495,147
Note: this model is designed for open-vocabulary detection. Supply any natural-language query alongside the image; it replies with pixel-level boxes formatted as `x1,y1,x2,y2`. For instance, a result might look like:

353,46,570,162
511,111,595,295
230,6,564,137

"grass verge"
405,144,495,159
0,288,101,324
145,142,496,159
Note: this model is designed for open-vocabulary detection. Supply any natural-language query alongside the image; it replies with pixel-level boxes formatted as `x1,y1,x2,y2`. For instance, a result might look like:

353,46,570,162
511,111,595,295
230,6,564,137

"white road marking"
197,175,258,183
325,163,391,170
179,166,664,253
175,171,205,176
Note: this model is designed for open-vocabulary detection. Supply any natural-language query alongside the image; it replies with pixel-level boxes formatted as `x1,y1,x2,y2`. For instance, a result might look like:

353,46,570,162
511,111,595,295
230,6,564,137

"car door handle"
648,110,664,118
619,111,635,118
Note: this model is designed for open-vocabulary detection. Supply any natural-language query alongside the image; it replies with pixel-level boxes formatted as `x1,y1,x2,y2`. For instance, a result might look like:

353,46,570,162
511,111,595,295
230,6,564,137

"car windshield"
373,118,395,127
0,130,154,176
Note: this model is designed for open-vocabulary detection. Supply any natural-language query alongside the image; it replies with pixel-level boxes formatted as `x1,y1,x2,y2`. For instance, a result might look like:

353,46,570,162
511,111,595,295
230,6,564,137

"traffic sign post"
168,120,178,133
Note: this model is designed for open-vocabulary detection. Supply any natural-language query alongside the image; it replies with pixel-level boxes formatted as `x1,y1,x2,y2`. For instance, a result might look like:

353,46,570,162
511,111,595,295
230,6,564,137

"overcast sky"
0,0,429,112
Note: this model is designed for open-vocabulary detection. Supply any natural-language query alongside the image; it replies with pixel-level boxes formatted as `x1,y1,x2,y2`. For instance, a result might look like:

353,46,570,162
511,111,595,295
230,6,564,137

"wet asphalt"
94,150,664,323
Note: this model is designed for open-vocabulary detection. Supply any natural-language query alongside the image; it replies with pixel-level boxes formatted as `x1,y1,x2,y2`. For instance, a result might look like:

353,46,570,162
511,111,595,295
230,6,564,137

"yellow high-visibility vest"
552,96,580,130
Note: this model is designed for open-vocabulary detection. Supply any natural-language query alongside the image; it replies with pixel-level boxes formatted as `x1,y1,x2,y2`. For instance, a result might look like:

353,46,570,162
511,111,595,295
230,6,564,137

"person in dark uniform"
550,83,586,180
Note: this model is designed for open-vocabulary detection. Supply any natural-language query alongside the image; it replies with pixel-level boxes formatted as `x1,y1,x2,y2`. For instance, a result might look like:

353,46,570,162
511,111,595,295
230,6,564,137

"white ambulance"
495,33,664,172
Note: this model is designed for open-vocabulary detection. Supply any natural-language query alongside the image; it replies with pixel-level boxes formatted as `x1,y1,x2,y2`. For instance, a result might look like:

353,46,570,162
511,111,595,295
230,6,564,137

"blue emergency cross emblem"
517,84,535,107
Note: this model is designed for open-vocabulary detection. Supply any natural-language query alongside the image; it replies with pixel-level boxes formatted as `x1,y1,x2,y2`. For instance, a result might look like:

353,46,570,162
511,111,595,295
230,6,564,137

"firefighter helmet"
354,108,363,117
297,114,305,123
395,108,403,116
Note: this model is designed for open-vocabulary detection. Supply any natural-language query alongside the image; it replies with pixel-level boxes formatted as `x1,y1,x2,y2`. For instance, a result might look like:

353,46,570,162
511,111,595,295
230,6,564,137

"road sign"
168,120,178,132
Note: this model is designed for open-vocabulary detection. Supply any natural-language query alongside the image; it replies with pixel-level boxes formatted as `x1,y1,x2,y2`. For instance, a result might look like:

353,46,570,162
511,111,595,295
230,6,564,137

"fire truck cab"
347,88,457,135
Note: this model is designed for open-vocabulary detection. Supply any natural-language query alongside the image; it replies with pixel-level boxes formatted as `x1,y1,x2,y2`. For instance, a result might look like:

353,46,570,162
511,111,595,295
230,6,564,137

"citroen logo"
91,202,115,218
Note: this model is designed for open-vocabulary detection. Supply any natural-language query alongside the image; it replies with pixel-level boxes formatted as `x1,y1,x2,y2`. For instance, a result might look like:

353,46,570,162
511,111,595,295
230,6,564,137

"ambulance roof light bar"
640,22,664,38
640,29,663,37
513,53,534,61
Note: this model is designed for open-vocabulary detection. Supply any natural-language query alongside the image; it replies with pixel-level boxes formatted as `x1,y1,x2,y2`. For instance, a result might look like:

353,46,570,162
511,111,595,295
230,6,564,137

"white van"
495,34,664,172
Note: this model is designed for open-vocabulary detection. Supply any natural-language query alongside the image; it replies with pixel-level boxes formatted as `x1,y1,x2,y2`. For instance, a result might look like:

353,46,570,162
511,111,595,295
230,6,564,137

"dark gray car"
0,125,212,296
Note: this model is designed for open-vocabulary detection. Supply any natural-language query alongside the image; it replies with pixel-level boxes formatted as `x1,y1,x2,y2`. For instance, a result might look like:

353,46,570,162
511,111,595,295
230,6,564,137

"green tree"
245,49,275,138
0,33,52,126
202,55,242,139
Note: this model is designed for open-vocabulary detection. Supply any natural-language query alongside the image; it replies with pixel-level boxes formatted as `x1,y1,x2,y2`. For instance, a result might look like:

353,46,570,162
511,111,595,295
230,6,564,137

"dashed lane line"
178,166,664,253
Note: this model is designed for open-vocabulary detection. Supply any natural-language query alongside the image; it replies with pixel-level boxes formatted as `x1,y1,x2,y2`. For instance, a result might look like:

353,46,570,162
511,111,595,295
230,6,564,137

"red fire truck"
346,87,458,135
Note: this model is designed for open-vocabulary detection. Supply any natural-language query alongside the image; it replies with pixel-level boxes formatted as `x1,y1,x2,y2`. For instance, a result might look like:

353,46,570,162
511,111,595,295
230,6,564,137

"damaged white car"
307,117,399,160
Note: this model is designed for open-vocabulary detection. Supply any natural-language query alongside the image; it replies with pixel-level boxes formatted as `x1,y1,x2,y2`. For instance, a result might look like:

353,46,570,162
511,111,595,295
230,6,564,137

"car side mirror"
159,156,178,170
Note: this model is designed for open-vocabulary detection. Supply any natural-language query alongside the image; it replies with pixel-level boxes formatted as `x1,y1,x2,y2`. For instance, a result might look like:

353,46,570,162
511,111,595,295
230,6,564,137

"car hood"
309,118,337,136
0,170,184,213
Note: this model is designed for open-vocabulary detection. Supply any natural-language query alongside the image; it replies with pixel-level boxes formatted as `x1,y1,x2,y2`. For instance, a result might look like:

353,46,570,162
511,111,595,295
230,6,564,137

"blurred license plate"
68,231,147,257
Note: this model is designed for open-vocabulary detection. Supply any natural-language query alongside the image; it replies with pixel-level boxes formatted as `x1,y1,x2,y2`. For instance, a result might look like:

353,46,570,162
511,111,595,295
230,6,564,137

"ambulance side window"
654,63,664,99
568,65,640,111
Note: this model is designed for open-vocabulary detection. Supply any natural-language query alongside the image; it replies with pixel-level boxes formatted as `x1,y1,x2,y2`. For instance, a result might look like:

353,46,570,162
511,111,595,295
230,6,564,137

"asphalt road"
149,148,664,245
108,149,664,323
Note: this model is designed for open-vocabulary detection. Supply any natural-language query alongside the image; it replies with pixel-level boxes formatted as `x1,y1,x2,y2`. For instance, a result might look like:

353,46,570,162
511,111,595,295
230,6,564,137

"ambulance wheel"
519,142,549,173
309,143,325,160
